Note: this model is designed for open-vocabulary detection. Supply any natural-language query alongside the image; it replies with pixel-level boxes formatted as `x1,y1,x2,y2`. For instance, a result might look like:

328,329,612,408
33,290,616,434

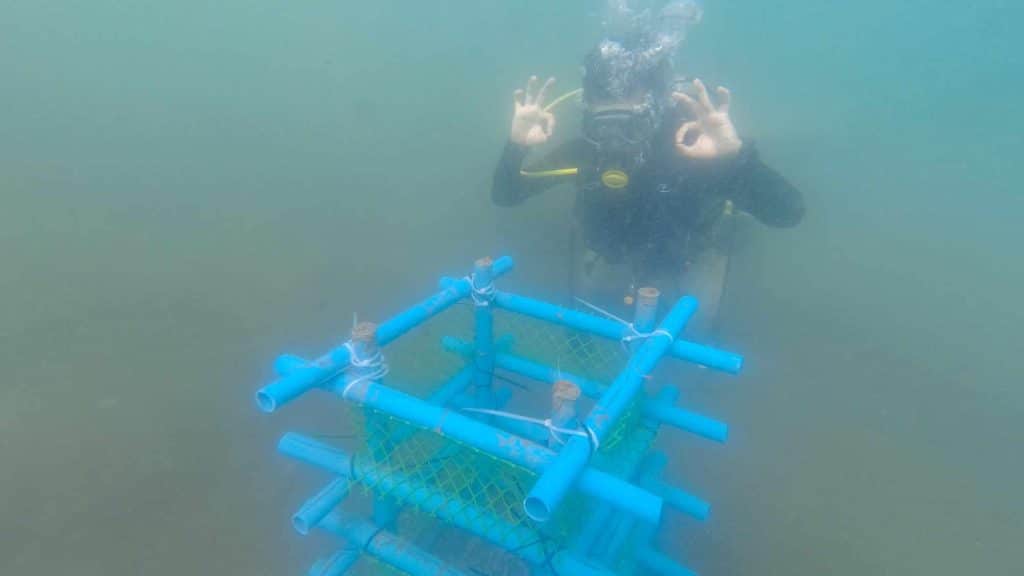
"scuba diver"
491,1,804,333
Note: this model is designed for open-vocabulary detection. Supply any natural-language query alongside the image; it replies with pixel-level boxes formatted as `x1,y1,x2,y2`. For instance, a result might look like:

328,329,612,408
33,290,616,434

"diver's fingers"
542,111,556,137
672,92,700,117
525,76,539,105
514,89,526,110
675,119,700,142
675,121,700,147
716,86,731,113
536,77,556,107
693,78,714,112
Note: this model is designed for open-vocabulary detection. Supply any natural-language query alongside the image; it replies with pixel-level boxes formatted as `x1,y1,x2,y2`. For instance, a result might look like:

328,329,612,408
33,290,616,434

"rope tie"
340,341,389,399
462,407,600,451
574,297,675,351
466,273,495,307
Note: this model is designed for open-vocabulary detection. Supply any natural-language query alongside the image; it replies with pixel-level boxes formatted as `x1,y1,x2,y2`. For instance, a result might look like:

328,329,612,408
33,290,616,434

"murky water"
2,1,1021,574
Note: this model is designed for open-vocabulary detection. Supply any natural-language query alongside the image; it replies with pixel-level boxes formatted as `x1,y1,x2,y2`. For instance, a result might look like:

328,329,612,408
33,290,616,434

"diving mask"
582,106,658,148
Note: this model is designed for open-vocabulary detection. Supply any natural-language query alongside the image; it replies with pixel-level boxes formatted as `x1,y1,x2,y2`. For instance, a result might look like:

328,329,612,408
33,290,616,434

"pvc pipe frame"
259,256,732,569
335,376,663,525
255,256,514,413
443,338,730,444
493,291,743,374
280,434,615,576
524,296,698,523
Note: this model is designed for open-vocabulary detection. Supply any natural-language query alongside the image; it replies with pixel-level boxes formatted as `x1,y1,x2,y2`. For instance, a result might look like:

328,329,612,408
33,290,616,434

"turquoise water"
2,1,1021,574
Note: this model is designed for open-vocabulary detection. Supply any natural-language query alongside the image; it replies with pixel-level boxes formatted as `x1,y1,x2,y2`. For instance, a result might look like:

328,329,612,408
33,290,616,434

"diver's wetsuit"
492,135,803,277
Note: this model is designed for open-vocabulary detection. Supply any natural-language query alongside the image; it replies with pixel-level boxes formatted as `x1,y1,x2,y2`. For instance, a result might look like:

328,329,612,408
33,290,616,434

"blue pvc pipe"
655,479,710,521
441,335,475,357
671,339,743,374
293,477,350,535
494,291,627,341
524,297,697,523
257,257,513,413
308,547,360,576
633,287,661,334
256,347,350,413
318,512,470,576
472,258,496,410
494,351,605,399
635,546,697,576
427,365,475,406
385,366,476,448
575,393,669,558
331,376,662,524
494,290,743,374
645,393,729,443
598,453,667,564
274,353,308,377
479,345,728,444
279,434,614,575
572,504,614,556
376,255,513,346
631,450,710,521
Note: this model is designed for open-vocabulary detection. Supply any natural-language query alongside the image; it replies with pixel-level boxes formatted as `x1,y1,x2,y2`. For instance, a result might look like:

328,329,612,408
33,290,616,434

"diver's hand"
510,76,557,147
672,79,743,160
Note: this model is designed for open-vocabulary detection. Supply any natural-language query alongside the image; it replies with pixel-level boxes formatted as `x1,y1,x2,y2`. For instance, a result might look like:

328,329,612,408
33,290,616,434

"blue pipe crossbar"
376,256,513,346
493,291,743,374
308,548,360,576
575,388,673,559
256,348,351,413
645,390,728,443
635,546,698,576
318,512,470,576
293,477,351,535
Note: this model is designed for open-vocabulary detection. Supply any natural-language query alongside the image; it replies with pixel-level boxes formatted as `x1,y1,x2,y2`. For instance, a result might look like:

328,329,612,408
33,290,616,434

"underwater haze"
2,1,1022,575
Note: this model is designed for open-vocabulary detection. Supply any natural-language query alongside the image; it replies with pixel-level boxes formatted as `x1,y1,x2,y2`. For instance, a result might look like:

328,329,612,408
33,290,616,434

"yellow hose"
543,88,583,113
520,167,579,178
515,89,583,180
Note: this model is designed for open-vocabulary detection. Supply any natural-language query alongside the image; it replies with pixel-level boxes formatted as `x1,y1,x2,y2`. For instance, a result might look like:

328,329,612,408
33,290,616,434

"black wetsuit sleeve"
721,143,805,228
491,139,586,207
